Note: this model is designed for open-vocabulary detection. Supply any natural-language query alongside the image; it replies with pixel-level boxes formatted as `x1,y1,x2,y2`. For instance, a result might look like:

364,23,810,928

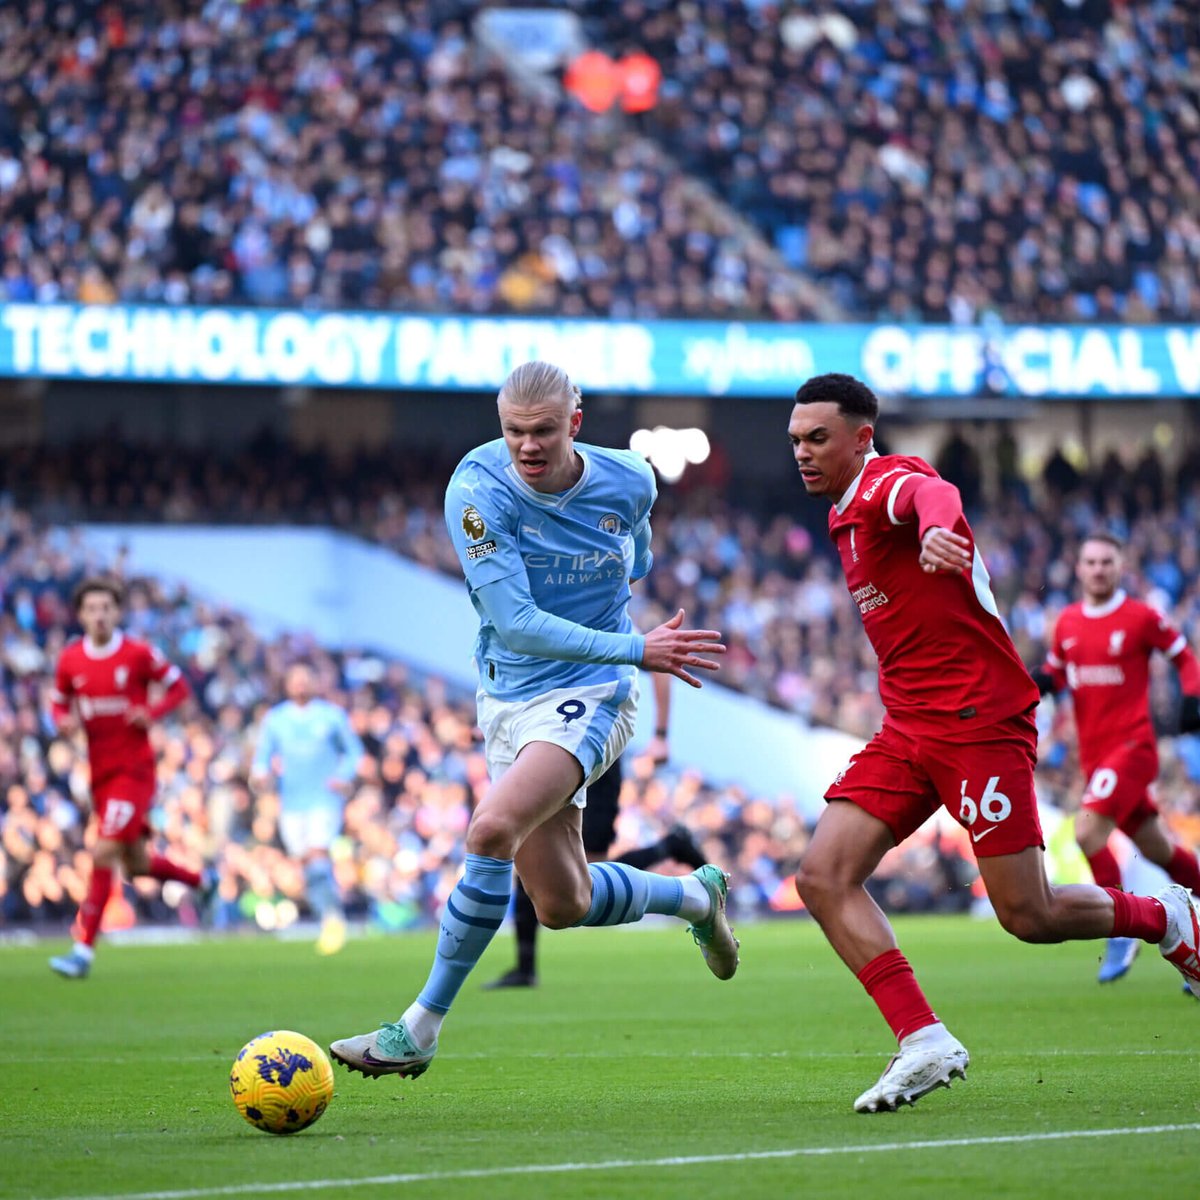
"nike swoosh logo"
971,825,999,844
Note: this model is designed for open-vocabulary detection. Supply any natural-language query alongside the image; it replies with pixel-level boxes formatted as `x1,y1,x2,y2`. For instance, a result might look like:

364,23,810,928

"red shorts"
93,775,155,842
1081,742,1159,835
826,710,1043,858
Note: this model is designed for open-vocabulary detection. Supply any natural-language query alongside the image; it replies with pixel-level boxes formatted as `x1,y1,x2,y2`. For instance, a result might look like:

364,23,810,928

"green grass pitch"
2,918,1197,1200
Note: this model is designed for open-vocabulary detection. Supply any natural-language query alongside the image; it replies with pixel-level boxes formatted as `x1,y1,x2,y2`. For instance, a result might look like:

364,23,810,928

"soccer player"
251,662,364,955
1035,532,1200,984
786,373,1200,1113
330,360,737,1078
48,578,199,979
485,671,707,989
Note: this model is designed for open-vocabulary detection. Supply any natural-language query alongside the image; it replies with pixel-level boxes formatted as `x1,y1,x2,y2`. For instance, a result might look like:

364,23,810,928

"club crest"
598,513,621,535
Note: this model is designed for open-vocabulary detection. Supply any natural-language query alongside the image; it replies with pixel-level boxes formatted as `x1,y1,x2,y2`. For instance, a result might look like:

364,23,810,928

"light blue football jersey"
444,438,657,702
252,699,363,811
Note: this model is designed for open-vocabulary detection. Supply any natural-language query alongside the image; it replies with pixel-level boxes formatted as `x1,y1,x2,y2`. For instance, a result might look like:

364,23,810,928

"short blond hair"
497,361,582,413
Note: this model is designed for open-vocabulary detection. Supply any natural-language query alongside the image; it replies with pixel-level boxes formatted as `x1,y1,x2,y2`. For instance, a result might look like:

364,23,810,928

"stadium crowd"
0,0,802,321
3,427,1200,935
2,1,1199,322
581,0,1200,322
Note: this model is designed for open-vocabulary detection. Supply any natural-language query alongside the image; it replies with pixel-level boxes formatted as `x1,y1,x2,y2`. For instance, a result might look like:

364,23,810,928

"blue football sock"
574,862,684,927
417,854,513,1015
304,857,341,919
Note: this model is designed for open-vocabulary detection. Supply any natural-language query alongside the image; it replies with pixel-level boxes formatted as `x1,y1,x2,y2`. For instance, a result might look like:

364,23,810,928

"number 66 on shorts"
824,710,1044,858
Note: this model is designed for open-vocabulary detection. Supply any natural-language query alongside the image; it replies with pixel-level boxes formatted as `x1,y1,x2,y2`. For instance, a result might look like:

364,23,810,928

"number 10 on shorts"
959,775,1012,841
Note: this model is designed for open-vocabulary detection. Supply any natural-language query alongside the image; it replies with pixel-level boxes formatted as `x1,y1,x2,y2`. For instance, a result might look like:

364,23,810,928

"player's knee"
534,891,589,930
465,808,520,860
794,858,841,912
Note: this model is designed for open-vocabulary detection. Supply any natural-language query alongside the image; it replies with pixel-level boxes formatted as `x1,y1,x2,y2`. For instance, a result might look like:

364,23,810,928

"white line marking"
45,1124,1200,1200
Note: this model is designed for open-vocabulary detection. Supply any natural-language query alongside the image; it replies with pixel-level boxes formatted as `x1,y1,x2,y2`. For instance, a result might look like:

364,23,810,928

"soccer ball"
229,1030,334,1135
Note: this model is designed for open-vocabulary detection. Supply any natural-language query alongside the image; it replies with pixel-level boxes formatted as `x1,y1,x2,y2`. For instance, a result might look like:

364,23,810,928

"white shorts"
476,676,639,808
279,807,342,858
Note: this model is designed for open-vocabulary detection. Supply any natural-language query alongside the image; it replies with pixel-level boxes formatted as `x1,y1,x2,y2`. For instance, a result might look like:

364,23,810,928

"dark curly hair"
793,373,879,423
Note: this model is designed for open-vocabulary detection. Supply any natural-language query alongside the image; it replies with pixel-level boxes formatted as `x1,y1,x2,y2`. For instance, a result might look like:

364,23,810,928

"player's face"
787,401,874,501
77,592,118,644
498,397,583,493
1077,540,1122,603
286,665,316,704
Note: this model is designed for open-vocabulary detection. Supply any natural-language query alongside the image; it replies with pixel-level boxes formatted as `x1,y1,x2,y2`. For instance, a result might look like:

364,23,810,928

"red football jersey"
1046,591,1185,773
51,631,182,784
828,453,1039,735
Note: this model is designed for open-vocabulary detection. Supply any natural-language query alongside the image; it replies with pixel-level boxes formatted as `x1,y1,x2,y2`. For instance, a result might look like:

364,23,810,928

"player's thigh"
819,725,938,875
923,711,1043,857
581,758,622,856
93,776,154,843
974,844,1056,921
514,804,591,926
1082,744,1158,833
472,740,588,847
800,797,898,895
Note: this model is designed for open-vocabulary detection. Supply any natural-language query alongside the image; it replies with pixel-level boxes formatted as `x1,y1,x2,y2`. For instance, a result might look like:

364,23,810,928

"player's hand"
919,526,972,574
645,734,670,765
1180,695,1200,734
641,609,725,689
54,714,79,738
125,705,151,728
326,778,353,798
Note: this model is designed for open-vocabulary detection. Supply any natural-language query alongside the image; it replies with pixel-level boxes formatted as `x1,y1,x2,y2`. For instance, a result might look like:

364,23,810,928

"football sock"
856,948,939,1043
513,881,539,975
1085,846,1122,890
1106,888,1167,942
71,941,95,963
78,865,114,947
1166,845,1200,894
147,854,201,889
416,854,512,1017
303,857,341,918
574,862,703,926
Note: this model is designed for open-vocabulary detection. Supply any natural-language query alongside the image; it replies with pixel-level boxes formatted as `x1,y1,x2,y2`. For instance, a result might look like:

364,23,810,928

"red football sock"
146,854,200,888
78,866,114,947
1166,845,1200,894
856,948,939,1043
1085,846,1122,889
1107,888,1167,942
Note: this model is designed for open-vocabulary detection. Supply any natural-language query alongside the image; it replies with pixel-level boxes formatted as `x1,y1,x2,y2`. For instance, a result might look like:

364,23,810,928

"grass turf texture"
1,918,1196,1200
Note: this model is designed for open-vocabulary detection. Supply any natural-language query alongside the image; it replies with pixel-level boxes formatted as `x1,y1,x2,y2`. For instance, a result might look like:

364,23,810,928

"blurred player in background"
48,578,200,979
251,662,363,955
331,360,737,1079
485,671,706,989
788,374,1200,1113
1035,532,1200,984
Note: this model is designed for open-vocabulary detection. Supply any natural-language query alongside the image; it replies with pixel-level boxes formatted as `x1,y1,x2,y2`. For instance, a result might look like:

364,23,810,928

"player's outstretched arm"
641,609,726,689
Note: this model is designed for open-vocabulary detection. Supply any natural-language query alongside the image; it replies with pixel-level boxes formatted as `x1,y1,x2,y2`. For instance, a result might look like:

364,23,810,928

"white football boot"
854,1023,969,1113
1157,883,1200,997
